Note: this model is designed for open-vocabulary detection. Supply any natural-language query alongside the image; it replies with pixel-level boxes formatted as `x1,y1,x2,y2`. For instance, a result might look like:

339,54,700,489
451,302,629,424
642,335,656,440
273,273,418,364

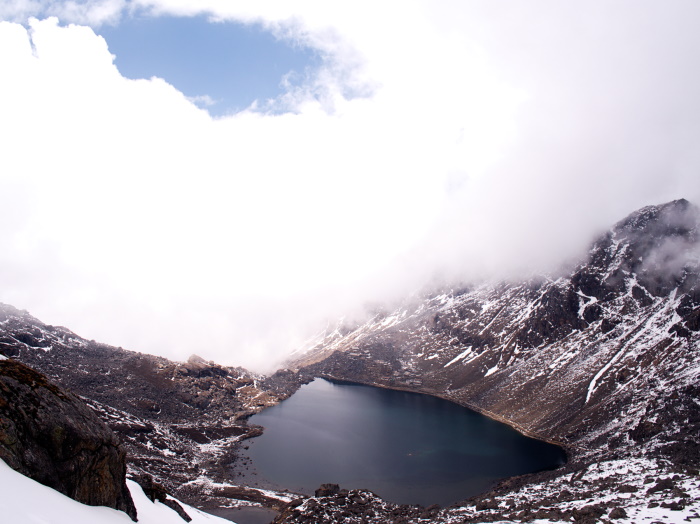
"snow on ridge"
444,347,472,367
377,310,407,329
583,285,686,404
484,365,499,377
576,291,598,318
437,453,700,524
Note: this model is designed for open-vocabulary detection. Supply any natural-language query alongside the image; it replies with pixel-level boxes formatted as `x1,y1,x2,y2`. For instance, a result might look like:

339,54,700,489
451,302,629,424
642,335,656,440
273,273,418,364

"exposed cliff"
0,358,138,520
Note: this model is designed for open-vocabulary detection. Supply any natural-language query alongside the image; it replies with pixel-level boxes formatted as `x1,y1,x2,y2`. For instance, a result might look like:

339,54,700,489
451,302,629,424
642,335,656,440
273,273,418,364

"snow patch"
484,365,499,377
444,347,472,367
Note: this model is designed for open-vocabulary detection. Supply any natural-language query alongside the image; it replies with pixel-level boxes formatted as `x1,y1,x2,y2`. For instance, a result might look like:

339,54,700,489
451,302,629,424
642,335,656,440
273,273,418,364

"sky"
98,15,320,115
1,1,700,372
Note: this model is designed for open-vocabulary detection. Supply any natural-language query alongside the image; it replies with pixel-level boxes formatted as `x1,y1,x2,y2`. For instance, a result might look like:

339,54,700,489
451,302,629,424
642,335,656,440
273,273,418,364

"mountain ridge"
291,199,700,450
1,199,699,523
0,301,301,509
271,199,700,521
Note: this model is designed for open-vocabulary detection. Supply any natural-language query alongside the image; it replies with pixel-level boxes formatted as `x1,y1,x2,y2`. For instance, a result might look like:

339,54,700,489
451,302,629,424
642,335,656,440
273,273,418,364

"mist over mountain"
1,198,699,523
3,2,700,370
279,198,700,521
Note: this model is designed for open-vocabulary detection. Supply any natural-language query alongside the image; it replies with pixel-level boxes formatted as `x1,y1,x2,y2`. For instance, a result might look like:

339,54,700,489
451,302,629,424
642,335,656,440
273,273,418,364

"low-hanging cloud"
1,1,700,372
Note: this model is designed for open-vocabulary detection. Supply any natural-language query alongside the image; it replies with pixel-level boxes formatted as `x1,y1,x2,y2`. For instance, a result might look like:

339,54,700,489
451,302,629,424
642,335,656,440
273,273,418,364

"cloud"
186,93,216,107
0,0,126,26
1,2,700,371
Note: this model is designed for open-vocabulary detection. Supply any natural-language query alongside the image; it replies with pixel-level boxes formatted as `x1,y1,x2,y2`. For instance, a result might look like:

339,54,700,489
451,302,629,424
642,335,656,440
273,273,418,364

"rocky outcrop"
133,473,192,522
0,359,137,520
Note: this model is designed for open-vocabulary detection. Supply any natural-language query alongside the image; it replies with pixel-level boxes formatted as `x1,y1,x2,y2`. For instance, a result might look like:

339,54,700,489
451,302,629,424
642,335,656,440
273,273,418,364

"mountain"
279,198,700,522
1,199,699,523
293,199,699,449
0,304,301,510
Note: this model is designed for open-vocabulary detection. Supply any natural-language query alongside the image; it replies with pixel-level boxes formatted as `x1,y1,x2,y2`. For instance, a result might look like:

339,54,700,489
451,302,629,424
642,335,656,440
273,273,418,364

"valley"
1,199,699,523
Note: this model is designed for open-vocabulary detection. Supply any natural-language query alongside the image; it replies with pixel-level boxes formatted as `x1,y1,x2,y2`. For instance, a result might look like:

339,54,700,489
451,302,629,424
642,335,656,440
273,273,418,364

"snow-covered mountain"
294,199,699,450
2,199,699,524
279,199,700,523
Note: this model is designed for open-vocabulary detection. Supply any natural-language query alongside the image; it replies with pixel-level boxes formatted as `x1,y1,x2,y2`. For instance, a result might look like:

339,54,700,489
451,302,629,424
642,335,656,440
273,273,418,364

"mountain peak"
580,199,699,299
612,198,698,239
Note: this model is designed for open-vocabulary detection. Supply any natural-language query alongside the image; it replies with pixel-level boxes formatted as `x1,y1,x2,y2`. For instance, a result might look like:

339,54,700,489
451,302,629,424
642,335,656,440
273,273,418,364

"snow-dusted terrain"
0,304,299,510
277,456,700,523
1,199,699,524
295,200,700,448
279,200,700,522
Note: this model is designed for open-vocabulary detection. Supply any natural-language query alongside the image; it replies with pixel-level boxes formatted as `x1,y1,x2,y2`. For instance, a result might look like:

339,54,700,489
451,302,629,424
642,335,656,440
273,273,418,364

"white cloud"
1,2,700,371
0,0,126,26
186,93,217,107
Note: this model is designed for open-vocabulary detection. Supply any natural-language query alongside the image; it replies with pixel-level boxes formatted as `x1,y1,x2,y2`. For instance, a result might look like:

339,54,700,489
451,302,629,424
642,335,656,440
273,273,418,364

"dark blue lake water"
245,379,565,507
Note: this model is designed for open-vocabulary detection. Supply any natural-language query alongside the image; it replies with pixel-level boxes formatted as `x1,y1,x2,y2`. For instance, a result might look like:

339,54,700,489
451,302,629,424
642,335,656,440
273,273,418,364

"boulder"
314,483,341,497
609,507,627,519
0,359,137,521
646,477,675,494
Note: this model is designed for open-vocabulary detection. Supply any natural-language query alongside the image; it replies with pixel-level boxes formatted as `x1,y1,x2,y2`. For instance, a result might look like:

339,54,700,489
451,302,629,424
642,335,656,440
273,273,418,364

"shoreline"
227,438,310,499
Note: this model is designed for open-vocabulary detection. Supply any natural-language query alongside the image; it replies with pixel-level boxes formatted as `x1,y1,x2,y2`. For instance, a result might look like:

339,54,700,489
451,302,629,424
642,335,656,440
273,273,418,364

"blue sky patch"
98,15,320,116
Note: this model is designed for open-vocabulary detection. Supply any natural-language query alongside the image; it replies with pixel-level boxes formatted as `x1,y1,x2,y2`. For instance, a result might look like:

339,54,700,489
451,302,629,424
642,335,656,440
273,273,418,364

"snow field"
0,459,233,524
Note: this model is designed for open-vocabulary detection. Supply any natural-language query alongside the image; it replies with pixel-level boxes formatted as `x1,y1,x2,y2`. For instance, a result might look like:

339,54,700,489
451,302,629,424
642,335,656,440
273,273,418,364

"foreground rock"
273,459,700,523
0,358,137,521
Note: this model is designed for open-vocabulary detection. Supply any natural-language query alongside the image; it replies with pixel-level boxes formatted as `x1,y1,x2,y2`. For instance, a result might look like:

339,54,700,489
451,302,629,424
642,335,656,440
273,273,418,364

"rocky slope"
0,358,138,520
293,199,699,450
0,305,302,509
279,199,700,522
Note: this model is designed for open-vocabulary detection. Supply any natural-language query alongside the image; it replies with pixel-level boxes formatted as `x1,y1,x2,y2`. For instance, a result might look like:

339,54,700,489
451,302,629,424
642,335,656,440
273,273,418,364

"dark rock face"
0,359,137,520
572,199,699,304
315,483,341,497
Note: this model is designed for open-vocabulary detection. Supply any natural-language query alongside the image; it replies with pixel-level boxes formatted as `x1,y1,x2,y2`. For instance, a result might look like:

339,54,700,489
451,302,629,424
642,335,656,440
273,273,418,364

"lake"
243,378,565,507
